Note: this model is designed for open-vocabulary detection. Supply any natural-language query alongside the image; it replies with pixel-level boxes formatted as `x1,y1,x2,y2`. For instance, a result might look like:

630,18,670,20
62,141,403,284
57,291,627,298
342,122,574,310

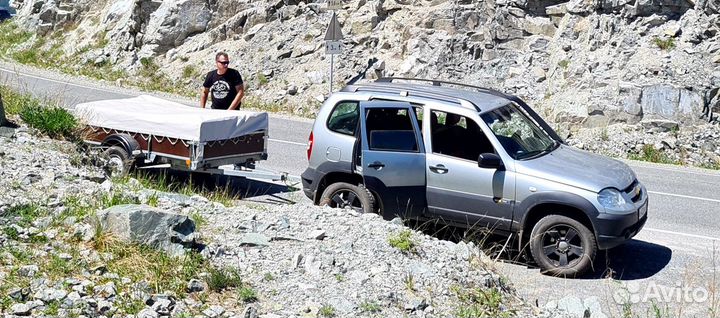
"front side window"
430,110,494,161
365,108,418,152
481,103,556,160
327,101,359,136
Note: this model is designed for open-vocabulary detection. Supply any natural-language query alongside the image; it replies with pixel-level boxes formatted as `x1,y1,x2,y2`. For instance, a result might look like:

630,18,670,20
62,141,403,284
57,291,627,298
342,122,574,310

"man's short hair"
215,52,229,61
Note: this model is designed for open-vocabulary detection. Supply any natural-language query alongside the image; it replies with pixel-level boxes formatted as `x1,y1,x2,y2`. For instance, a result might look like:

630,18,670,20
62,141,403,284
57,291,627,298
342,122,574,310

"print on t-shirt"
211,80,230,99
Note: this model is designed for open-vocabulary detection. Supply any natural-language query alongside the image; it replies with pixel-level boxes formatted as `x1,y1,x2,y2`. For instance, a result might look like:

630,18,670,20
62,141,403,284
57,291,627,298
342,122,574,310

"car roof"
342,78,514,113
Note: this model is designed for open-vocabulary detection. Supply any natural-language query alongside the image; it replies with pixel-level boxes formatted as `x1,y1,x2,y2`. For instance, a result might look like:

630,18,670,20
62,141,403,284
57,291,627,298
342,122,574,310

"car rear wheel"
529,215,597,278
104,146,132,176
319,182,375,214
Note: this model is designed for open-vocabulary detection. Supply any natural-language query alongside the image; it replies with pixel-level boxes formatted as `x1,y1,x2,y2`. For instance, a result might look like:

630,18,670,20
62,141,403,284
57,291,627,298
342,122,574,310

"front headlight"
597,188,627,209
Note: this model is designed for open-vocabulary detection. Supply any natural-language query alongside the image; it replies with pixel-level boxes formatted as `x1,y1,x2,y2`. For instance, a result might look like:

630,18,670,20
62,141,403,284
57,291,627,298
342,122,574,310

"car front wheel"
319,182,375,214
529,215,597,278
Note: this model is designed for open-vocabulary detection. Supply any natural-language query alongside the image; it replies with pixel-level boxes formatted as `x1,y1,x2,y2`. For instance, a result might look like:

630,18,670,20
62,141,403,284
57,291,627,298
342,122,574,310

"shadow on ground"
407,220,672,280
132,170,300,202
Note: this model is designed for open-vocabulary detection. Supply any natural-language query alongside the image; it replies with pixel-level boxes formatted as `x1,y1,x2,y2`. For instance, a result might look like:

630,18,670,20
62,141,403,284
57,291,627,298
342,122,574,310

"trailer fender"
102,134,140,158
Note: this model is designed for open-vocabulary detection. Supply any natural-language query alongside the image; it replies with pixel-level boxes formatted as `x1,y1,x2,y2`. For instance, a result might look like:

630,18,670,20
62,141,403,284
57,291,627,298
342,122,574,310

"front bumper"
595,199,648,250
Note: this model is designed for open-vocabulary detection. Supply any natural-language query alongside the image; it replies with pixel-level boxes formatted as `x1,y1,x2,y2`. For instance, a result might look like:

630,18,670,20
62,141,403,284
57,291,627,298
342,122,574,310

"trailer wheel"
319,182,375,214
104,146,132,176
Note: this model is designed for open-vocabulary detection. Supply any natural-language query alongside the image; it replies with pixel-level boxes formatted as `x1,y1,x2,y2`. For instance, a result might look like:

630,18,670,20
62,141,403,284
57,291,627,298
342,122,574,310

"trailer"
75,95,297,183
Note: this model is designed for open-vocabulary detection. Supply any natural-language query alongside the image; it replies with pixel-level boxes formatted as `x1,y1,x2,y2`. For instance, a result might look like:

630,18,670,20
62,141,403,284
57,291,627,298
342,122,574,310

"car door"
424,109,515,230
359,101,427,219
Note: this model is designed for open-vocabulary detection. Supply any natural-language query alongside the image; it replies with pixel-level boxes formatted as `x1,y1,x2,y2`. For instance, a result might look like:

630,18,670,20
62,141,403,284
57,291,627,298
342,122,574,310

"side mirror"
478,153,503,169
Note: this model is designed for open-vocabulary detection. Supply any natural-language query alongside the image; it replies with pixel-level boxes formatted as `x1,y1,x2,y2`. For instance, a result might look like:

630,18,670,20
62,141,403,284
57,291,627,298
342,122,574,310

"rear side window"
327,101,359,136
365,108,418,152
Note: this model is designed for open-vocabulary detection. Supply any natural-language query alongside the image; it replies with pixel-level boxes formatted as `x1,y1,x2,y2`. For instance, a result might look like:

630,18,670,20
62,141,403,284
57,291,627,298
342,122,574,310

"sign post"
324,7,344,95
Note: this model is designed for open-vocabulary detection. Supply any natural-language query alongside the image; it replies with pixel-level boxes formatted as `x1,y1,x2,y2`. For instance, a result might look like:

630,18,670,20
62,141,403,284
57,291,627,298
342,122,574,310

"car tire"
104,146,133,176
529,215,597,278
319,182,375,214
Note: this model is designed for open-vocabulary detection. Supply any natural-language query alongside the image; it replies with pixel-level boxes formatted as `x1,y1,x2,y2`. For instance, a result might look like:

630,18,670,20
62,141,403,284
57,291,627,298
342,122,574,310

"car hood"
515,145,635,192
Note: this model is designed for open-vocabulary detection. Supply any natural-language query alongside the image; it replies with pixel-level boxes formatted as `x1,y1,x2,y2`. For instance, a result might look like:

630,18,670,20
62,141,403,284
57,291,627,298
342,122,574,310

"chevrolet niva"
301,78,648,277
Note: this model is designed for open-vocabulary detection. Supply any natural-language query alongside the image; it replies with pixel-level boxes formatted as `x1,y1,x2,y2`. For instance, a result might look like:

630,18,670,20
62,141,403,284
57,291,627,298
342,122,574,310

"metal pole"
330,54,334,95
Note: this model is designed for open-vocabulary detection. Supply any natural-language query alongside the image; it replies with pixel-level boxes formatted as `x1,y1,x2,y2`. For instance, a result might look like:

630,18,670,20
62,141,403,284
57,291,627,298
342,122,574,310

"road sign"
325,40,342,55
326,0,342,10
324,12,343,41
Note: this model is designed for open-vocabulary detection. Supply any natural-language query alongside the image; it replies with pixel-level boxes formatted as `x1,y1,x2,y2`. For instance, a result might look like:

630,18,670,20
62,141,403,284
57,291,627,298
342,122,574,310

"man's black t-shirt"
203,69,243,110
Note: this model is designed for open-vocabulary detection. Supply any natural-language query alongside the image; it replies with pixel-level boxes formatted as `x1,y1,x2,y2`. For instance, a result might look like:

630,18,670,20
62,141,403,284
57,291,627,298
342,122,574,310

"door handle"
368,161,385,170
429,164,449,174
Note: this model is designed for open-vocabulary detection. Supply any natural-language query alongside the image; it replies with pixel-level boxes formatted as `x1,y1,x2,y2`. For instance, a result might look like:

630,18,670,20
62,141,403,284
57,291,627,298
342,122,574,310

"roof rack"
351,85,474,109
375,77,509,97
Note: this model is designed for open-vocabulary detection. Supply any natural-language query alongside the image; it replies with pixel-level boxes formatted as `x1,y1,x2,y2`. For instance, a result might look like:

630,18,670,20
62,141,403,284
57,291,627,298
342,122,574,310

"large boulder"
138,0,212,57
640,84,703,124
96,205,198,256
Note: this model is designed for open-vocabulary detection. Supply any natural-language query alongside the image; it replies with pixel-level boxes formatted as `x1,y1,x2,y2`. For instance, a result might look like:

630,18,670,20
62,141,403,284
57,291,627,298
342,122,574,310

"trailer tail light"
307,131,314,161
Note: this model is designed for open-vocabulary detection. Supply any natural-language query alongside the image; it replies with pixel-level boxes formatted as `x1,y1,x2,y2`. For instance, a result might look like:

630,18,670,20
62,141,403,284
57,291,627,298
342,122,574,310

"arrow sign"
324,12,344,41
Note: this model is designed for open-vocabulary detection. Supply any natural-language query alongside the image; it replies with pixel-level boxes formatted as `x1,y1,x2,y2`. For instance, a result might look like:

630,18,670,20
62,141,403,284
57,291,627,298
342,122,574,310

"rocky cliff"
8,0,720,128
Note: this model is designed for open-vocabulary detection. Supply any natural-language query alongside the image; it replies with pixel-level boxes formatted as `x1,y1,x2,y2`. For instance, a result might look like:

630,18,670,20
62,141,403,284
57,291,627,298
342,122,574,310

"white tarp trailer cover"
75,95,269,142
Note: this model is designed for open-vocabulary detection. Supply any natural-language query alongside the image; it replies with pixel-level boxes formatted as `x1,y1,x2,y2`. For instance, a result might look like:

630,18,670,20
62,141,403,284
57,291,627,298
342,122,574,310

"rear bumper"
301,167,319,202
595,200,648,250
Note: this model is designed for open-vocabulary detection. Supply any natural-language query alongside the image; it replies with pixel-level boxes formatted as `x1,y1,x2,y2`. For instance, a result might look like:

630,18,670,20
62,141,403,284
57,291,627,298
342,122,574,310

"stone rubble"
0,122,584,317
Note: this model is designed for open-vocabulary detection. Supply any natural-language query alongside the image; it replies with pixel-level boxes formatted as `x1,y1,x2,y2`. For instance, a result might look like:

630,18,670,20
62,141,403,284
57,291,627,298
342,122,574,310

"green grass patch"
188,211,208,229
263,272,274,281
100,192,140,208
360,300,381,313
0,21,33,54
94,230,208,295
388,229,417,254
206,266,243,292
237,286,258,303
44,254,74,279
6,204,46,227
3,226,19,240
182,65,198,79
558,59,570,69
453,286,514,318
0,85,42,116
19,103,78,139
319,305,336,317
257,72,269,87
653,37,675,50
628,144,678,165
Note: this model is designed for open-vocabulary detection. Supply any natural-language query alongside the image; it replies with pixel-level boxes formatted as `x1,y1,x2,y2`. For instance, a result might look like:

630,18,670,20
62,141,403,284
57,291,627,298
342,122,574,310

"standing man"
201,52,245,110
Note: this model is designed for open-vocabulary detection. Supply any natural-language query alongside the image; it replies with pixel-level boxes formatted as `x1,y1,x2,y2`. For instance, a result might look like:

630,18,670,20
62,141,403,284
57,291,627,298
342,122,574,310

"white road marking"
269,138,306,146
0,67,133,96
625,161,720,177
648,190,720,204
644,227,720,241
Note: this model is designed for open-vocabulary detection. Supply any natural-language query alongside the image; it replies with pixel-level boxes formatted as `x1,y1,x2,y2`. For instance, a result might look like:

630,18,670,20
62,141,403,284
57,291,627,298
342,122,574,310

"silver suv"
301,78,648,277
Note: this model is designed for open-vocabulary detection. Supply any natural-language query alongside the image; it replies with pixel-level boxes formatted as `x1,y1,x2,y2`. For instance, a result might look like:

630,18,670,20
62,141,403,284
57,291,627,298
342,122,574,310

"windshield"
481,103,557,160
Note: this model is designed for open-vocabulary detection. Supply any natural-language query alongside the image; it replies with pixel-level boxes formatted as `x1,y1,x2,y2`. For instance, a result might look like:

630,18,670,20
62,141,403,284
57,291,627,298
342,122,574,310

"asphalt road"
2,63,719,317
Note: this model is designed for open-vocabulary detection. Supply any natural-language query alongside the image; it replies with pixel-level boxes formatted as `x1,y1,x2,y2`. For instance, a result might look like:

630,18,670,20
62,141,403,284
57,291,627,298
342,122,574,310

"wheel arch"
314,171,364,204
102,133,139,157
517,192,599,243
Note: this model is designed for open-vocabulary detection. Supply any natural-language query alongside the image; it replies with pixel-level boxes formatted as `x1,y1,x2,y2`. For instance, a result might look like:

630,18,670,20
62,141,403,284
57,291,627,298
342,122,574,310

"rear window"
326,101,359,136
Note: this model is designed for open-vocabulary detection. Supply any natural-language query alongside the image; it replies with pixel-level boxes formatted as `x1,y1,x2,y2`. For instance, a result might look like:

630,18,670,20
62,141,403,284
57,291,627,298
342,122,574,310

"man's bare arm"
200,88,209,108
228,84,245,110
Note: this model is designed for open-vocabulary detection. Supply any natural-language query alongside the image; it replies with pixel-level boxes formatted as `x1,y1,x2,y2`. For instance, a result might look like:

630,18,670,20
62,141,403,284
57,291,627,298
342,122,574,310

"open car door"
359,101,426,219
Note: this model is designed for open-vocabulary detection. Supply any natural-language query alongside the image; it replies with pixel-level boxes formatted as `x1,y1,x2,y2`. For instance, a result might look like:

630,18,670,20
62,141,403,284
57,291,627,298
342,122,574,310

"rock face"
96,204,197,255
9,0,720,128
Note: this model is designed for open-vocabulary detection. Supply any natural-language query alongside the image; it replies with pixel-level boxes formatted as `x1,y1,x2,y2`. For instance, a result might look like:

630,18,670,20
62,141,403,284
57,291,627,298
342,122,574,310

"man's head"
215,52,229,71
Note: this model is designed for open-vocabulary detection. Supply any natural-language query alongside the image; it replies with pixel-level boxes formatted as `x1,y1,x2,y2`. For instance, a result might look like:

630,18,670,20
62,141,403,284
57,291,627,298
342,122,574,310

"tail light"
307,131,314,161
